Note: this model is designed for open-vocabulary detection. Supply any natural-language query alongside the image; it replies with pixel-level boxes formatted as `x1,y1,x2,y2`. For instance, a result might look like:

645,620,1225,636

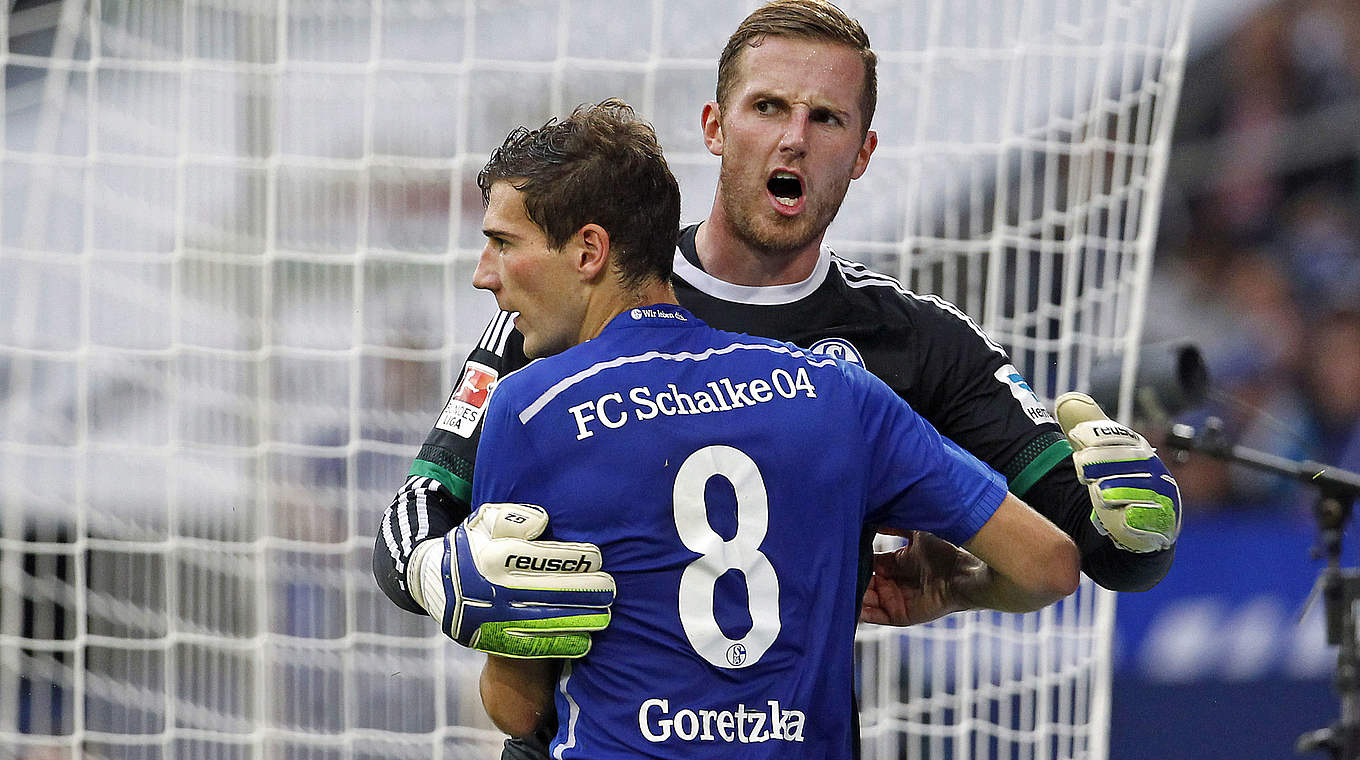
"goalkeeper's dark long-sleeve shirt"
374,224,1173,614
372,225,1173,759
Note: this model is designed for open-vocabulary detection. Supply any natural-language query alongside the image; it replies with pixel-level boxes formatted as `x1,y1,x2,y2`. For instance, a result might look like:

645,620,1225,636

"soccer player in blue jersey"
431,99,1079,758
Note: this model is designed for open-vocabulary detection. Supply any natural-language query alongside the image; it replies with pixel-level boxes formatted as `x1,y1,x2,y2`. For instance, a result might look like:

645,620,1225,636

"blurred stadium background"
1111,0,1357,757
1,0,1356,758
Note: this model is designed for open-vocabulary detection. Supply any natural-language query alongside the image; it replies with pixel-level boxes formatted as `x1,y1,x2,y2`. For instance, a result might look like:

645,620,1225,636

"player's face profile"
712,36,876,255
473,182,585,359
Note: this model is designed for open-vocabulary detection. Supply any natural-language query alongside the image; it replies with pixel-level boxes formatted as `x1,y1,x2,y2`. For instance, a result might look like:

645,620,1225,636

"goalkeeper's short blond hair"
716,0,877,133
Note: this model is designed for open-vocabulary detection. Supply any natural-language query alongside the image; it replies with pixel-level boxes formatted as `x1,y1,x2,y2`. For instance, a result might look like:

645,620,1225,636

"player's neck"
695,214,823,287
579,279,679,343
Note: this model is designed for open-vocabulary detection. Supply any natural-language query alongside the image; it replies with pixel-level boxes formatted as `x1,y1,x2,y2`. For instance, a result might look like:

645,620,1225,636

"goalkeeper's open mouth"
766,169,805,215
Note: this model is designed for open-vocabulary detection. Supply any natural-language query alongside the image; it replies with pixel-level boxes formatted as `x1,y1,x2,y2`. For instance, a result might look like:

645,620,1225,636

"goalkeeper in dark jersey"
455,98,1078,758
373,0,1181,755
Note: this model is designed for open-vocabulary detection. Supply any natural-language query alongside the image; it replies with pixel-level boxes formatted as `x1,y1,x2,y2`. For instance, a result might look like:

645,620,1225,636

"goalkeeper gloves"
1055,392,1182,554
405,502,615,658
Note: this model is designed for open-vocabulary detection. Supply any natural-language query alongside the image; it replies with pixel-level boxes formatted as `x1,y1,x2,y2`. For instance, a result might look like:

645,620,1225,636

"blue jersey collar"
604,303,696,330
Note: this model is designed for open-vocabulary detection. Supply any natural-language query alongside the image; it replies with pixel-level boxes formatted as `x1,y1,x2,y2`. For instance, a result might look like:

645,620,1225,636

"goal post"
0,1,1194,758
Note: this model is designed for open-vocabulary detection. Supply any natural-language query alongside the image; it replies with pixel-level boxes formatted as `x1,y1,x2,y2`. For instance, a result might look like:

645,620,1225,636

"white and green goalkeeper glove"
1055,392,1182,553
406,502,615,658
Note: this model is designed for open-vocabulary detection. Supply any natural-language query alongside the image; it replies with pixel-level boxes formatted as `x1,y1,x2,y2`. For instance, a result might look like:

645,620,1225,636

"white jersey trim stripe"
475,317,493,349
672,242,832,305
396,494,414,558
518,341,838,425
476,313,499,350
383,474,441,576
380,513,402,569
494,312,518,355
479,311,516,353
831,255,1007,356
553,662,580,760
412,478,430,552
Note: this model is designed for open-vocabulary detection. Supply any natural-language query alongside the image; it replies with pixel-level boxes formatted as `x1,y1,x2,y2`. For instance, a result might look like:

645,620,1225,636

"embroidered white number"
672,445,781,669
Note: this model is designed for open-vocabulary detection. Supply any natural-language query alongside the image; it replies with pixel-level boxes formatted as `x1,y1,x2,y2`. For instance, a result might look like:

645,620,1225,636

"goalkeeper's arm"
1017,460,1176,592
374,310,577,624
373,474,464,615
999,393,1181,594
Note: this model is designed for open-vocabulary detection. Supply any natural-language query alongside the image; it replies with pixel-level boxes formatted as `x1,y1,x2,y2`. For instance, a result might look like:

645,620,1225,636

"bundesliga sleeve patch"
436,361,499,437
994,364,1057,425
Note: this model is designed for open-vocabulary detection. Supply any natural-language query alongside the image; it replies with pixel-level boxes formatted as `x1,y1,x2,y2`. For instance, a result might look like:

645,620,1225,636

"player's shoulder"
480,347,599,434
482,315,716,404
496,319,853,408
698,320,849,367
826,250,1007,356
484,350,567,410
702,325,880,411
825,250,961,322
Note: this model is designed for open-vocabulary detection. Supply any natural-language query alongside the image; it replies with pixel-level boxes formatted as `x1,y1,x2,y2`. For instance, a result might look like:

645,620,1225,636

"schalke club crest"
807,337,864,367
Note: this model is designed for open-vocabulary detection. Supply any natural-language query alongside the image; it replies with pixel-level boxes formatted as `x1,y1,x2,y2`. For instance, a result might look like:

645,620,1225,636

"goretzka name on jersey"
638,698,807,745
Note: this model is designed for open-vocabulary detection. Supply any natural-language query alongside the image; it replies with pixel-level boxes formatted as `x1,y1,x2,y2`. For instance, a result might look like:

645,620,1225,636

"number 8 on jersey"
673,445,781,669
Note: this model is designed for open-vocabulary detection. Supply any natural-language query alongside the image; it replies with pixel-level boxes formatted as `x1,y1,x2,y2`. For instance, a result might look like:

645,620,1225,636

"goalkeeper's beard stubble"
716,158,853,259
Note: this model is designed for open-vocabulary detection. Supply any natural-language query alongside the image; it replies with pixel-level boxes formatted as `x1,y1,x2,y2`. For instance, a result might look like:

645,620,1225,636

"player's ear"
701,101,724,156
850,129,877,180
575,224,610,282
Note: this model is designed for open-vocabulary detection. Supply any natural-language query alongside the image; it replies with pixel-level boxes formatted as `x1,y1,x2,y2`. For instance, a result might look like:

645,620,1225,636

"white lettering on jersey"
567,367,819,440
436,361,499,437
993,364,1057,425
630,307,688,321
638,698,806,744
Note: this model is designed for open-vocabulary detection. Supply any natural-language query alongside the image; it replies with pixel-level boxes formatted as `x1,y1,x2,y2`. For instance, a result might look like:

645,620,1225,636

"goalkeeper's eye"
811,108,843,127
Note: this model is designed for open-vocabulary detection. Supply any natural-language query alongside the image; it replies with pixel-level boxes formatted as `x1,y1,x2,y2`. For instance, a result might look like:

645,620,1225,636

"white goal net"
0,1,1192,758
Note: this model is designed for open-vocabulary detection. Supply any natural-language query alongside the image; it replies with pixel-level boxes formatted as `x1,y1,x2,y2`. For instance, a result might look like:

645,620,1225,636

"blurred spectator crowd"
1146,0,1360,519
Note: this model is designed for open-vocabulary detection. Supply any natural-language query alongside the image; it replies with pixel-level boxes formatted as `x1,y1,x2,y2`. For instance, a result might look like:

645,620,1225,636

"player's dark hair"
477,99,680,293
717,0,877,133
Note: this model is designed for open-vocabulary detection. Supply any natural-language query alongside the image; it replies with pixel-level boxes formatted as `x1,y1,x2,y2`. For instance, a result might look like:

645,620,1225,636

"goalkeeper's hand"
861,531,983,627
1055,392,1181,553
405,502,615,658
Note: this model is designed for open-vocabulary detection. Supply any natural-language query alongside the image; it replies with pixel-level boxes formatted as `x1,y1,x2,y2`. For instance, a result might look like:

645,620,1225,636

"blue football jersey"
472,304,1006,759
